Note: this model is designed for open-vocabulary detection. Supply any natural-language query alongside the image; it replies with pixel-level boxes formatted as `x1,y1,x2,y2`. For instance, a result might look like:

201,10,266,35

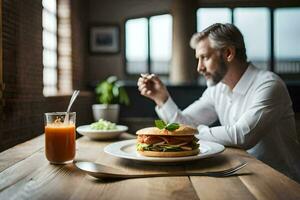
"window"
275,8,300,74
42,0,58,96
42,0,72,96
125,18,148,74
197,8,231,32
196,7,300,80
234,8,270,70
125,14,172,75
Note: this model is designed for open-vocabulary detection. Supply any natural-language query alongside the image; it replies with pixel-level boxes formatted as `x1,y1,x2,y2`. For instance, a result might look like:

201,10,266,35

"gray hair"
190,23,247,62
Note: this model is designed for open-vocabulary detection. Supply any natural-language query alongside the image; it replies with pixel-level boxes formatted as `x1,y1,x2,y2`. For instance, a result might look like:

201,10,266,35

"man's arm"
156,88,218,127
198,80,291,149
137,74,218,127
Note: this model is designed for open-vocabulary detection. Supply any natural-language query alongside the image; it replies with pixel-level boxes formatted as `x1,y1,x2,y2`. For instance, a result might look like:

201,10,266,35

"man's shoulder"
252,68,288,94
253,67,285,87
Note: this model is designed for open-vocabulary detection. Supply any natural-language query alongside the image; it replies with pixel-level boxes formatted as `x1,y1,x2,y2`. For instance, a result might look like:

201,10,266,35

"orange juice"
45,123,76,164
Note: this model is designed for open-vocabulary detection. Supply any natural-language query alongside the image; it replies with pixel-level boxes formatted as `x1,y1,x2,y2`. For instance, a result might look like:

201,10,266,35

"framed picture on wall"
89,25,120,54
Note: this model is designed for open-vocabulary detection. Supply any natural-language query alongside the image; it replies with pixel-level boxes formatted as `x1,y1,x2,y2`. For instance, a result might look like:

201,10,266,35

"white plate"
104,139,225,163
76,125,128,140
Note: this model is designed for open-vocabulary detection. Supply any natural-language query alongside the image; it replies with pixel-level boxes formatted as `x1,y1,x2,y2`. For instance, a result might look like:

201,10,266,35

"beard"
206,57,228,87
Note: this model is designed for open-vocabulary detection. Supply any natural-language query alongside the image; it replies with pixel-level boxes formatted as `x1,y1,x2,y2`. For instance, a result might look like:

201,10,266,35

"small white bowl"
76,125,128,140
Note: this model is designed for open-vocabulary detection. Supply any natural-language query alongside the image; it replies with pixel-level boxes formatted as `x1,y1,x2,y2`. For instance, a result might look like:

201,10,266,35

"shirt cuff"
155,97,178,122
196,125,233,146
196,125,211,140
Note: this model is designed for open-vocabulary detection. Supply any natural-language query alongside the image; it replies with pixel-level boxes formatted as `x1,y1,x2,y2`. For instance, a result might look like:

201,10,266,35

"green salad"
90,119,117,130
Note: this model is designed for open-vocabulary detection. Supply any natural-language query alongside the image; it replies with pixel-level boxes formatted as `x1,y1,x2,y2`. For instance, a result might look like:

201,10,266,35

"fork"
75,161,247,179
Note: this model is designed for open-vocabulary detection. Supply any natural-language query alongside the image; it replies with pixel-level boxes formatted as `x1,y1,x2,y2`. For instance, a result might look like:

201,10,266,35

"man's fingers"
138,84,147,92
137,78,144,87
142,73,161,84
138,73,158,97
140,73,150,78
137,77,149,87
146,90,152,95
138,81,147,90
141,88,148,96
150,74,162,84
140,73,155,81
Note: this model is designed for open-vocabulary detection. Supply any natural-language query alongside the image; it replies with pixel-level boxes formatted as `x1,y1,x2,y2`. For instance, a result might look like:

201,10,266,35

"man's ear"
223,46,235,62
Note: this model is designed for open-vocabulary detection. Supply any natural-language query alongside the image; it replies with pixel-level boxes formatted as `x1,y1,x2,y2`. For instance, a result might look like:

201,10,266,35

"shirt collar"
232,63,257,95
219,82,230,94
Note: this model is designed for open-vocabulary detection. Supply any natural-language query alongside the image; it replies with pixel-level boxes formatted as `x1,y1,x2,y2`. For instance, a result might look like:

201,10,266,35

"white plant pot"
92,104,120,123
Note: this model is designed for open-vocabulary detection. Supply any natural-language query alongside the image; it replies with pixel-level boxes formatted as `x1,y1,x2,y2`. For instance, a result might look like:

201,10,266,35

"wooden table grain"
0,133,299,200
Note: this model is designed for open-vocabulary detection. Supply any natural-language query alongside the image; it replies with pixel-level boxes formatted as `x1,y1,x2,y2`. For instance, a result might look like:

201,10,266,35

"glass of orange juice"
44,112,76,164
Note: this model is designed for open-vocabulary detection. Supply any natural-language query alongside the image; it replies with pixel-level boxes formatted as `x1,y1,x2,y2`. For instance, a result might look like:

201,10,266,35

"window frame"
197,7,273,71
124,12,172,77
197,3,300,80
43,0,73,96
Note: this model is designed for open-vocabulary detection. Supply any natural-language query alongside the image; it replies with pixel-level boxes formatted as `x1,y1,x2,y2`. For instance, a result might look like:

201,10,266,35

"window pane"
43,86,57,97
42,0,56,14
275,8,300,74
126,62,148,74
43,67,57,86
43,30,57,50
197,8,231,32
125,18,148,74
43,49,57,68
43,10,57,32
43,0,57,96
234,8,270,70
150,14,172,74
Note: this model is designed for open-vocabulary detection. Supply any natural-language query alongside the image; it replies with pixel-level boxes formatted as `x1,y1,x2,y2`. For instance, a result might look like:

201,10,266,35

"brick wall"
0,0,93,152
0,0,44,152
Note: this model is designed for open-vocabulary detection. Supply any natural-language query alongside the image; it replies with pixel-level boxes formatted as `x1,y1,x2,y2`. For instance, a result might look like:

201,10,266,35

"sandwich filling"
137,135,199,152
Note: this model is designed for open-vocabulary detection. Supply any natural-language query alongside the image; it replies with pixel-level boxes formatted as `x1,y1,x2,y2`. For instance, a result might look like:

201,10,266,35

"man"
137,23,300,181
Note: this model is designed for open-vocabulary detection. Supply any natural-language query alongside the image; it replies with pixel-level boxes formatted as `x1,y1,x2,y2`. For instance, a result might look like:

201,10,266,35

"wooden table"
0,133,300,200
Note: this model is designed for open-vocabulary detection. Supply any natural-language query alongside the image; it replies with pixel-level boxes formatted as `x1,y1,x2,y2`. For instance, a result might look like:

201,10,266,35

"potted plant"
92,76,130,123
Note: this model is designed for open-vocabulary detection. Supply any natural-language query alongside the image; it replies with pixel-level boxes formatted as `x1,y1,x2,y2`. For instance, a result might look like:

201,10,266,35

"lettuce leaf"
155,119,166,129
154,119,180,131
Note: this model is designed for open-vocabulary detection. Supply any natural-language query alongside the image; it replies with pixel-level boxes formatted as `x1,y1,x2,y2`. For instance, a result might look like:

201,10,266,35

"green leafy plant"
95,76,130,105
154,119,180,131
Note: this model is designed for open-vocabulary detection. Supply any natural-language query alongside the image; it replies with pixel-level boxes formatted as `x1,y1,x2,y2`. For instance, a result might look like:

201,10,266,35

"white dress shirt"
156,64,300,181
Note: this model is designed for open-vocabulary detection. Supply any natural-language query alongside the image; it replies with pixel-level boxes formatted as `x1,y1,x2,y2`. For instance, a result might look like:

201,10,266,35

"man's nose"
197,60,205,74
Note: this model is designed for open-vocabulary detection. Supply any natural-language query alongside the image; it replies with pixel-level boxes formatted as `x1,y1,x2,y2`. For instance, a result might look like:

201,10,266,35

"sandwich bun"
137,148,199,157
136,125,198,136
